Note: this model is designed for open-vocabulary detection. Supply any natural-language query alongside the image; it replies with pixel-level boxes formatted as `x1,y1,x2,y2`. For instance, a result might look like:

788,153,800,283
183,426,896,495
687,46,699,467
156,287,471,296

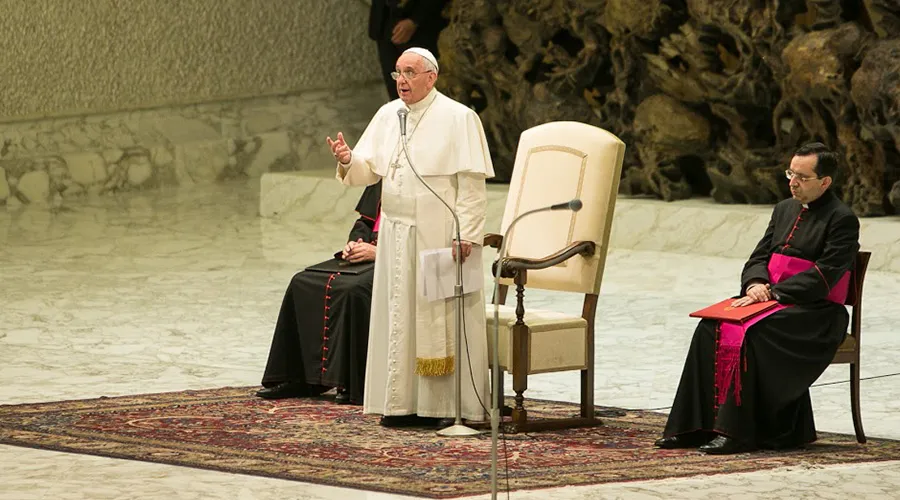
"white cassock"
336,87,495,421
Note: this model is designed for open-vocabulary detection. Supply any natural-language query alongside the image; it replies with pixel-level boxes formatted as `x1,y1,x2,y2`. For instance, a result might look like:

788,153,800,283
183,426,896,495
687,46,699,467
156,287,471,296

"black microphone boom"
549,199,583,211
397,109,408,137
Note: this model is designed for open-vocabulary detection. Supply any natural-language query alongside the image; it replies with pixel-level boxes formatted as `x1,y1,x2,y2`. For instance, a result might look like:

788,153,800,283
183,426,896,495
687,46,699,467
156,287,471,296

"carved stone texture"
645,2,785,202
777,22,870,136
706,104,784,205
624,94,711,200
863,0,900,38
891,180,900,210
851,39,900,214
794,0,845,30
774,23,879,213
438,0,612,181
603,0,684,40
440,0,900,215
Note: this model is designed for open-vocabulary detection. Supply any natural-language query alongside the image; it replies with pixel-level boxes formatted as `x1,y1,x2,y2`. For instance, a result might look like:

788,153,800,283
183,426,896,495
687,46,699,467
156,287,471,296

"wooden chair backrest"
847,251,871,342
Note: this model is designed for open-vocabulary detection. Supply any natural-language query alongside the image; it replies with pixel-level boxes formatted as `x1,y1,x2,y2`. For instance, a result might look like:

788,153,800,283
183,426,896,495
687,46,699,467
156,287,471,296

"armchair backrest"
499,121,626,294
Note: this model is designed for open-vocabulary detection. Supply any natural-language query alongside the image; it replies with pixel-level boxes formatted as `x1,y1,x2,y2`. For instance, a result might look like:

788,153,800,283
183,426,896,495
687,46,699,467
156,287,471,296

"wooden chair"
483,121,626,433
830,250,871,444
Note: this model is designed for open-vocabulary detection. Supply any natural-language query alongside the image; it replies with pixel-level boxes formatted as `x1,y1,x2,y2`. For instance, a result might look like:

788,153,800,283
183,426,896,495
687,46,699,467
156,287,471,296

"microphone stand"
489,201,581,499
399,123,480,437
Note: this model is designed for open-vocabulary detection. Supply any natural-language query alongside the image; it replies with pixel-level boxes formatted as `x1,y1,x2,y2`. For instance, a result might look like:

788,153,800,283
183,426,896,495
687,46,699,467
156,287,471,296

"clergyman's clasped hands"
342,238,376,264
731,282,772,308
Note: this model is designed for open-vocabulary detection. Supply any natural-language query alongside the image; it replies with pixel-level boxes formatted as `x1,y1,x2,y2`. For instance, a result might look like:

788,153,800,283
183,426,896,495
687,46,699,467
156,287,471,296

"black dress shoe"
699,435,756,455
334,388,351,405
654,433,712,449
437,417,461,428
379,415,442,428
255,381,308,400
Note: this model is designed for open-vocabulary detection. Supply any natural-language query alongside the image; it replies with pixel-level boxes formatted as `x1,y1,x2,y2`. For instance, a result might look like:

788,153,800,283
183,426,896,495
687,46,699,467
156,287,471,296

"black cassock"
663,189,860,448
261,182,381,405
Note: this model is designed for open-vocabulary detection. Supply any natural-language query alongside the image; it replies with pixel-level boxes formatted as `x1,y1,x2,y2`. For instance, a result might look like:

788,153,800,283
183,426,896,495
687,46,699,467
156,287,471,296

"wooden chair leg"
581,295,598,420
581,368,594,419
511,396,527,424
850,362,866,444
511,323,529,427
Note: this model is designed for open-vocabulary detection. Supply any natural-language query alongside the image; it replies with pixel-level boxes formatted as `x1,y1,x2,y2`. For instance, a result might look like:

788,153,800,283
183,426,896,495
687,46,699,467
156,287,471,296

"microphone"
397,108,408,137
550,199,582,211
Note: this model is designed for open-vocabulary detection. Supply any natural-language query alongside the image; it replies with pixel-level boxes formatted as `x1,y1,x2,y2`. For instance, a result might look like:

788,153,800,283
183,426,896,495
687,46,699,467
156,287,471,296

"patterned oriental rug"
2,387,899,499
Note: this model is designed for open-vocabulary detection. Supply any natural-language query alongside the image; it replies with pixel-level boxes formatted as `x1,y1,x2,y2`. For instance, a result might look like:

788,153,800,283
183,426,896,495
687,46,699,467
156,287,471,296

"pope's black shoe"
436,417,464,428
255,381,308,400
379,415,443,428
698,435,756,454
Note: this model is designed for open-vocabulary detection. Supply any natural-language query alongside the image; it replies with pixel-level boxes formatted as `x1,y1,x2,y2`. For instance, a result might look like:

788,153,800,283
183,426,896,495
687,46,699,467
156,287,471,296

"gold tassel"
415,356,455,377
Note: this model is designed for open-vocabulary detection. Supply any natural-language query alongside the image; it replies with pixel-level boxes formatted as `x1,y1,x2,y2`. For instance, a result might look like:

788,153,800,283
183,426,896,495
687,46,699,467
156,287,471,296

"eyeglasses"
785,169,821,182
390,69,433,81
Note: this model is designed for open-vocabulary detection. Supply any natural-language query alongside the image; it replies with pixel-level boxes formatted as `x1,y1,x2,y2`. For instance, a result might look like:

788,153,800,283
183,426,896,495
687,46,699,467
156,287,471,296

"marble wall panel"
0,85,386,209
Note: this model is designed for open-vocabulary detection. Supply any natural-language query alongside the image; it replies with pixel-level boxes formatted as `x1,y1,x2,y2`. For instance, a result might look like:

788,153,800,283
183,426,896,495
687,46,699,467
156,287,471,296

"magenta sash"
714,254,850,407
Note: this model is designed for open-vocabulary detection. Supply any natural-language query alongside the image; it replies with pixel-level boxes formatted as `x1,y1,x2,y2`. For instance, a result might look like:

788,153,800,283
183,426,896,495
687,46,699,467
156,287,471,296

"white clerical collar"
406,88,438,114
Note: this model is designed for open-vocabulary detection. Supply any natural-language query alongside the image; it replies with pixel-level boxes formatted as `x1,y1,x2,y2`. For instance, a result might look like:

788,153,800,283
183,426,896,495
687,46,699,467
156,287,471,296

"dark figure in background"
369,0,449,100
257,182,382,405
655,143,860,454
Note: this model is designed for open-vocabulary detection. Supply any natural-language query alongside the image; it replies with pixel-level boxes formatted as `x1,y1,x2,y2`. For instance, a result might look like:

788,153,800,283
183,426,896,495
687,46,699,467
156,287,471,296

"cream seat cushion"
485,304,588,374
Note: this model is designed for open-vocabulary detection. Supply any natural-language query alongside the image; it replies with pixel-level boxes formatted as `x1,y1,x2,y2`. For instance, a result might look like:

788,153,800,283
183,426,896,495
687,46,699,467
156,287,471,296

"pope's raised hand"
326,132,352,165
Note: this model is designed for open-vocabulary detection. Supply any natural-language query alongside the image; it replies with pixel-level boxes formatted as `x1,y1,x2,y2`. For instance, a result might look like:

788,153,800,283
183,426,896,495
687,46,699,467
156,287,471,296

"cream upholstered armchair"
484,121,625,433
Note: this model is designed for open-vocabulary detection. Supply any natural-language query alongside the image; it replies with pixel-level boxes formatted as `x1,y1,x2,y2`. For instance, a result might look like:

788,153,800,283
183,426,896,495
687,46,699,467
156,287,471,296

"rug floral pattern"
1,387,897,498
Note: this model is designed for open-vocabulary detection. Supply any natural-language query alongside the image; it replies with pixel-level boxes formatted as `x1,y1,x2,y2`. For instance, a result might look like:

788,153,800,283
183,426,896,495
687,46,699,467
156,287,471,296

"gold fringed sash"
415,356,454,377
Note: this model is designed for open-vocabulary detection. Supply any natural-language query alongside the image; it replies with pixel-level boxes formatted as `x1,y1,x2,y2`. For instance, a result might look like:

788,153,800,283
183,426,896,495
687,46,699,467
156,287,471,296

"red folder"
689,298,779,323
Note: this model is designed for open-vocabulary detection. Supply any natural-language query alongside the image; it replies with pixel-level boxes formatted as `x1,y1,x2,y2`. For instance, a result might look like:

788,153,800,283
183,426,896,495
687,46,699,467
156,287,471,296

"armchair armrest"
496,241,596,278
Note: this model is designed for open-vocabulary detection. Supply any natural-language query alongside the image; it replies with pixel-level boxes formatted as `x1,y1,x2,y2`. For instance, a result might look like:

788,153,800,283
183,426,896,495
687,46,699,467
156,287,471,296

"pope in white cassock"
326,47,495,427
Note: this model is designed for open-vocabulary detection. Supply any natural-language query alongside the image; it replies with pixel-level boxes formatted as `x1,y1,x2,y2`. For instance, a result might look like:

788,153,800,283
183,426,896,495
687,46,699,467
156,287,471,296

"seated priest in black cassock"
655,142,860,454
256,181,381,405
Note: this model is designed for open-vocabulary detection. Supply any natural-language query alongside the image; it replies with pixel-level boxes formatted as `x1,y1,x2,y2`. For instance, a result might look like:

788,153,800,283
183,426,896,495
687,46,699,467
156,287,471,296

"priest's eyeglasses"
391,69,433,81
785,170,821,182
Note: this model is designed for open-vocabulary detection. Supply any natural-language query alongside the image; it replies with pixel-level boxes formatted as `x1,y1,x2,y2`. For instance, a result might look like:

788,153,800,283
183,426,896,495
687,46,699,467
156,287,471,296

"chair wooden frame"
483,233,601,433
830,250,871,444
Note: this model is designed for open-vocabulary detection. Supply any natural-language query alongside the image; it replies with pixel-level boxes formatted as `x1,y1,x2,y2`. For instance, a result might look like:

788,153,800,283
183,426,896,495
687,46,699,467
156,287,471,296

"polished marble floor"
2,179,899,499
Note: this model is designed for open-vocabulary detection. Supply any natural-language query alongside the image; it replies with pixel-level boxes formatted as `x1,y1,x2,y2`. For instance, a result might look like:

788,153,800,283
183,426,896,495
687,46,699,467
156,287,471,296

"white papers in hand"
418,246,484,302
